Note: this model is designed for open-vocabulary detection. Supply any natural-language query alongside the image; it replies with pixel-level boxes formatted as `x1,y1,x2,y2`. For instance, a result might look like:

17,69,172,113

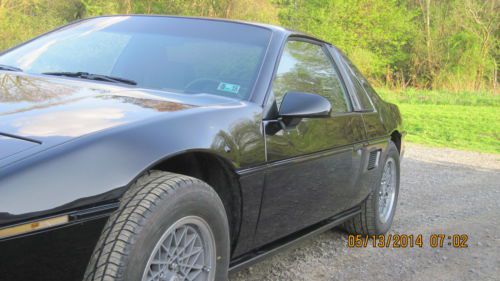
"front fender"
0,102,264,227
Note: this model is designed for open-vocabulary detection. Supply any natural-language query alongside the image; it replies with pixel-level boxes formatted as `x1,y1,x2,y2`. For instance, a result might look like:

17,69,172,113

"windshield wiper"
0,64,23,72
42,72,137,86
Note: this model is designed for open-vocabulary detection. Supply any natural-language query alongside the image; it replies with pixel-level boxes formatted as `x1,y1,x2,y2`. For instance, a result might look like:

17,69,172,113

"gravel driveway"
230,143,500,281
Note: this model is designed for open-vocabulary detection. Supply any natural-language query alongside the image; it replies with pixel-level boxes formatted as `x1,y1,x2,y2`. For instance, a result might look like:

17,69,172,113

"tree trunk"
494,59,498,95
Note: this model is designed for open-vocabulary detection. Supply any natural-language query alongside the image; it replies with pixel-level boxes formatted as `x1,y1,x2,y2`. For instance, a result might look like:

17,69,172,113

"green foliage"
399,103,499,154
378,88,499,106
0,0,497,92
0,0,83,50
380,89,500,153
275,0,416,81
408,0,498,91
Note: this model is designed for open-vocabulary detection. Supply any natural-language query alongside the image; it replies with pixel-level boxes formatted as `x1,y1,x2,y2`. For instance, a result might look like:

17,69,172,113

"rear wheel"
342,141,400,235
84,171,230,281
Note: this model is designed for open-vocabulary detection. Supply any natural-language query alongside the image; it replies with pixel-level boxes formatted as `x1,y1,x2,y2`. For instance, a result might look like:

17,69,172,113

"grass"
377,89,500,154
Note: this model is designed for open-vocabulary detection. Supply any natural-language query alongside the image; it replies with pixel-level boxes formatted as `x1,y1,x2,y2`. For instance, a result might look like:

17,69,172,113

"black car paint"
278,91,332,118
0,16,404,280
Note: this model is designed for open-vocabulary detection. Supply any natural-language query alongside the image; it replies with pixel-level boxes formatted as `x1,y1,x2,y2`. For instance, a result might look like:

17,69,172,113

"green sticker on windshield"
217,82,240,94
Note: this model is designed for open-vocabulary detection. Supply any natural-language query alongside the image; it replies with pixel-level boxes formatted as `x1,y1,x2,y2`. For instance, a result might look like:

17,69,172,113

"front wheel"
84,171,230,281
342,141,400,235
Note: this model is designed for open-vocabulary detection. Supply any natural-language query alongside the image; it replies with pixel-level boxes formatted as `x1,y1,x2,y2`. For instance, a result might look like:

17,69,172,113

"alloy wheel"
142,216,216,281
378,157,397,223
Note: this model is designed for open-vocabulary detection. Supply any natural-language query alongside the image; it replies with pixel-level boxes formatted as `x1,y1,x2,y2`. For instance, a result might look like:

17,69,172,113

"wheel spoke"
171,232,199,262
141,217,215,281
378,158,397,224
147,268,163,281
179,246,202,261
186,268,203,281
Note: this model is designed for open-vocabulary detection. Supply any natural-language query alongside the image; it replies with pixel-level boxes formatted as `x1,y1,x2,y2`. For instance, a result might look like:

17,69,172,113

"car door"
254,39,366,247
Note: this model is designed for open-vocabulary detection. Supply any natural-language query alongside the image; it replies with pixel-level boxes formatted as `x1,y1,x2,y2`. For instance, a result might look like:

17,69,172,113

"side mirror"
279,91,332,118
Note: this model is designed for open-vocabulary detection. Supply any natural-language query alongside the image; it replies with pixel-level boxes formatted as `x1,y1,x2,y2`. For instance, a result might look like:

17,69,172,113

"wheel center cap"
168,263,179,271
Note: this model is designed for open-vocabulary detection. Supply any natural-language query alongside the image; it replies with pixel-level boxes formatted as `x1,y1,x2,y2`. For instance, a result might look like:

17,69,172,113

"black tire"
342,141,400,235
83,170,230,281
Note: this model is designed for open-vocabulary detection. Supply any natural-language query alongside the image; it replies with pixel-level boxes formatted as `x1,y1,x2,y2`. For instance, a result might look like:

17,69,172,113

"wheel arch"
390,130,402,154
141,150,243,253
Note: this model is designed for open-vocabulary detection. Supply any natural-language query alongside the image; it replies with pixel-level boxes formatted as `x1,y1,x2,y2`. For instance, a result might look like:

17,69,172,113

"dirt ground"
230,143,500,281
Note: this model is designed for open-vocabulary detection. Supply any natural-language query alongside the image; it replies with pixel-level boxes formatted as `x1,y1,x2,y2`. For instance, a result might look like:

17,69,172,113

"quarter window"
272,40,349,113
339,53,375,111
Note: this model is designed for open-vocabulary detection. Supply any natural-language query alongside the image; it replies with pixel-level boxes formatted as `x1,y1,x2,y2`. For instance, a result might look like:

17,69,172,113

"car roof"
89,14,329,44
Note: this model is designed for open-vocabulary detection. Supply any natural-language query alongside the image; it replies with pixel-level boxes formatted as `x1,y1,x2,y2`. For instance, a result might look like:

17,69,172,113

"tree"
275,0,416,87
0,0,497,92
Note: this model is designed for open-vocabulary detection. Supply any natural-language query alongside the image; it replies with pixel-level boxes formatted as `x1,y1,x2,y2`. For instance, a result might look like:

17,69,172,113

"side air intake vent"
367,149,381,170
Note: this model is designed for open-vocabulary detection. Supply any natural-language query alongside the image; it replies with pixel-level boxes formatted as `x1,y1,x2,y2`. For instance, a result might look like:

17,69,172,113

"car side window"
272,40,349,113
344,63,374,111
339,54,375,111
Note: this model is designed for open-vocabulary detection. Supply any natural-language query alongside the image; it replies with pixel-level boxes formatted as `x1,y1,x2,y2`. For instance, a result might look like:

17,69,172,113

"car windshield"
0,16,272,100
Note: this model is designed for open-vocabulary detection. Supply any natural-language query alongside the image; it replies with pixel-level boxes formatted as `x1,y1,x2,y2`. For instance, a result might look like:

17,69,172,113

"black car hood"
0,134,40,160
0,72,236,153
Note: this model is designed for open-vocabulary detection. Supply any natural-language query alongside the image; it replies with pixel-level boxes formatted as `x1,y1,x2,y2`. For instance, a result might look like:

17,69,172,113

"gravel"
230,143,500,281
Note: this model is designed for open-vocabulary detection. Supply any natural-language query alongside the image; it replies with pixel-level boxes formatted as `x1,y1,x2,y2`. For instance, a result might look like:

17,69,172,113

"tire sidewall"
123,182,230,281
373,142,400,234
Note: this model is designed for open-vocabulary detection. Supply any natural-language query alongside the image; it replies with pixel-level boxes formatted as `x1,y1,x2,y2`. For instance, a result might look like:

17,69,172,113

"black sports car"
0,16,405,281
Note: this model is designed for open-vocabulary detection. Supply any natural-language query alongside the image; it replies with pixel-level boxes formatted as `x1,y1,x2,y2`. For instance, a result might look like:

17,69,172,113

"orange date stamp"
347,234,469,248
